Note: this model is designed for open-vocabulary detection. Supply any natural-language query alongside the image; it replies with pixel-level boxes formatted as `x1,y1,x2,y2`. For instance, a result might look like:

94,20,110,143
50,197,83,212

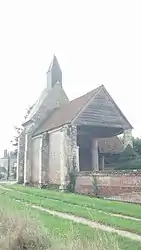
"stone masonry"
75,171,141,197
17,130,25,183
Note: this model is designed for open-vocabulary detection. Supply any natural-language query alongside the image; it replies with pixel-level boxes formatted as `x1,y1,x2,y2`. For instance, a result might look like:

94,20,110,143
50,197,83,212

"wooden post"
76,146,80,172
91,138,99,171
101,155,105,171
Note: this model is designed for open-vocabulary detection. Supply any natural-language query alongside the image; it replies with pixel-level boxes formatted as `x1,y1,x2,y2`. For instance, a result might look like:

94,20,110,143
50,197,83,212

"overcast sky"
0,0,141,156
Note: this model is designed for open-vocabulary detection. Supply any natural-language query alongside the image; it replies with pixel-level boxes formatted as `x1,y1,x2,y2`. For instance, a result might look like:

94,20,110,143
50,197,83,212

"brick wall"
75,171,141,197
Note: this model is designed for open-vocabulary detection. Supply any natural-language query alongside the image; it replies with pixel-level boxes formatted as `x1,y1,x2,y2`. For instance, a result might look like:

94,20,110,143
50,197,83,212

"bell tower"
47,55,62,91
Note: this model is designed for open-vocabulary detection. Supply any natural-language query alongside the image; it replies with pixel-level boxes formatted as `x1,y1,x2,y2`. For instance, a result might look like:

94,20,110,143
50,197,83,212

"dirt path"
16,200,141,242
1,185,141,242
0,184,141,222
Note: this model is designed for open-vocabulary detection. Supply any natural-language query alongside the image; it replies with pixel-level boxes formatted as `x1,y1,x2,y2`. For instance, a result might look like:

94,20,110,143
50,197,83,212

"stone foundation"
75,171,141,197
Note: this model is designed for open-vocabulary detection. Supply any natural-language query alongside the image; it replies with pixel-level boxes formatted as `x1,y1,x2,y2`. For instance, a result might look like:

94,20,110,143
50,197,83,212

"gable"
24,83,69,135
73,86,132,129
33,86,100,135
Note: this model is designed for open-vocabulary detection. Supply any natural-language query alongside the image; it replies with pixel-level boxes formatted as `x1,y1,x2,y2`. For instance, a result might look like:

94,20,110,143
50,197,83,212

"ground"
1,183,141,249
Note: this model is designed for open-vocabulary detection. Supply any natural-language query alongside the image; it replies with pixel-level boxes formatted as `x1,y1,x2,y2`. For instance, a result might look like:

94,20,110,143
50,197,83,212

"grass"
1,188,141,235
3,183,141,219
1,193,141,249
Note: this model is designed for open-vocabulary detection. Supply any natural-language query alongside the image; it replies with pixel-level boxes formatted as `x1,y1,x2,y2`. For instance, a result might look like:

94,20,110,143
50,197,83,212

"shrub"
92,174,99,197
0,210,51,250
67,166,77,193
118,144,137,162
115,158,141,170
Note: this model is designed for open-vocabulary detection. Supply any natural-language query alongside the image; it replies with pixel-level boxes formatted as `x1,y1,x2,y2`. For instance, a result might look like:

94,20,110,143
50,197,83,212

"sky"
0,0,141,157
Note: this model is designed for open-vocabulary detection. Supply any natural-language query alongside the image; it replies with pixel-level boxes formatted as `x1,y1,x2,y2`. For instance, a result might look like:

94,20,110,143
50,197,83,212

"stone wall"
31,136,41,184
48,129,62,185
17,130,25,183
46,124,78,188
75,171,141,197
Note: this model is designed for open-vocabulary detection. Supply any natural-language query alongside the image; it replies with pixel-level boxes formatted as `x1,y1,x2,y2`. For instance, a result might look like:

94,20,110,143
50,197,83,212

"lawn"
1,192,141,250
3,184,141,219
1,187,141,235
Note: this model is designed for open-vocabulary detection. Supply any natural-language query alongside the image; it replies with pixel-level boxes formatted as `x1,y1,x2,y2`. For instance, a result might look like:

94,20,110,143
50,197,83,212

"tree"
133,137,141,156
118,144,137,162
11,126,22,155
11,105,34,154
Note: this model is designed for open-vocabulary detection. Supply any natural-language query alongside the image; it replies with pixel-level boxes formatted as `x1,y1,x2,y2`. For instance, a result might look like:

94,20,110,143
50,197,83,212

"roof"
23,88,48,125
34,84,132,136
34,86,101,135
98,136,124,154
47,55,61,73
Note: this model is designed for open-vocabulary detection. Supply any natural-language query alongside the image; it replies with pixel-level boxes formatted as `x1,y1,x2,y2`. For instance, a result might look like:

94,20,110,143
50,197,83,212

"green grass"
1,192,141,250
1,188,141,235
3,184,141,219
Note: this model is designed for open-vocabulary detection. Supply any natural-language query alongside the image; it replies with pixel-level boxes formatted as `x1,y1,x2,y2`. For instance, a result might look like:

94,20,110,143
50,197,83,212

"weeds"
92,174,99,197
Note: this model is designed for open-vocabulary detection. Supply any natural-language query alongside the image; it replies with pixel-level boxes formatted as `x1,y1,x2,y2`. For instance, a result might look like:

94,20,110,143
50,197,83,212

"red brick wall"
75,171,141,197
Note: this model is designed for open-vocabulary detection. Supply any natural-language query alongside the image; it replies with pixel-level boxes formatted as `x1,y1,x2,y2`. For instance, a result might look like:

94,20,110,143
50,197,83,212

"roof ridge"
102,86,133,129
71,85,103,123
69,85,103,104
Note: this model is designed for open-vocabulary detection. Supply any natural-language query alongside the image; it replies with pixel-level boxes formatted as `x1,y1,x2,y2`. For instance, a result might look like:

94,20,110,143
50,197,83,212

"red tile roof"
98,136,123,154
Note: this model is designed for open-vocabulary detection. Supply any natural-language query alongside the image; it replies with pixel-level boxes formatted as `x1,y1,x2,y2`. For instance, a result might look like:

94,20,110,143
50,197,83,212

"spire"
47,55,62,91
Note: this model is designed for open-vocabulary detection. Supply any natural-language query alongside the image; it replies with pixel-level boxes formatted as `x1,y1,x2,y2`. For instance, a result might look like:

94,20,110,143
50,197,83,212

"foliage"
133,137,141,156
11,126,22,155
0,204,51,250
1,194,136,250
92,174,99,197
11,105,33,155
67,167,77,193
67,156,78,193
112,144,141,170
115,158,141,170
3,187,141,239
118,144,137,162
4,184,141,219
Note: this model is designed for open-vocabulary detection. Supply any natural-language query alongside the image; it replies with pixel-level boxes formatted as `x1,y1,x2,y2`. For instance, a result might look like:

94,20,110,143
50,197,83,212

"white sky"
0,0,141,157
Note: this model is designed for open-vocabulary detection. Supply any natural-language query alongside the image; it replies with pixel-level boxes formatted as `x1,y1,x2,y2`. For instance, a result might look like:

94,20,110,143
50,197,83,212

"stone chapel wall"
17,130,25,183
48,129,62,185
31,136,41,184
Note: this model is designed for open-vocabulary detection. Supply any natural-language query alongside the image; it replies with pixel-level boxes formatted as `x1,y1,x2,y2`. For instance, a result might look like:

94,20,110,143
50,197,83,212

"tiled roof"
34,86,101,135
98,136,123,154
34,84,132,136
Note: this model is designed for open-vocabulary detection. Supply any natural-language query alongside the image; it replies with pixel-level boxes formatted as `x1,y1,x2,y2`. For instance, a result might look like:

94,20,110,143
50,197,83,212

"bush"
115,158,141,170
0,210,51,250
92,174,99,197
113,145,141,170
67,167,77,193
118,145,137,162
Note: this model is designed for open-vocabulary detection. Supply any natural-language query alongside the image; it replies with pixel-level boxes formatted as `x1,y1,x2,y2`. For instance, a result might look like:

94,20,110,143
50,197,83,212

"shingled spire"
47,55,62,91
